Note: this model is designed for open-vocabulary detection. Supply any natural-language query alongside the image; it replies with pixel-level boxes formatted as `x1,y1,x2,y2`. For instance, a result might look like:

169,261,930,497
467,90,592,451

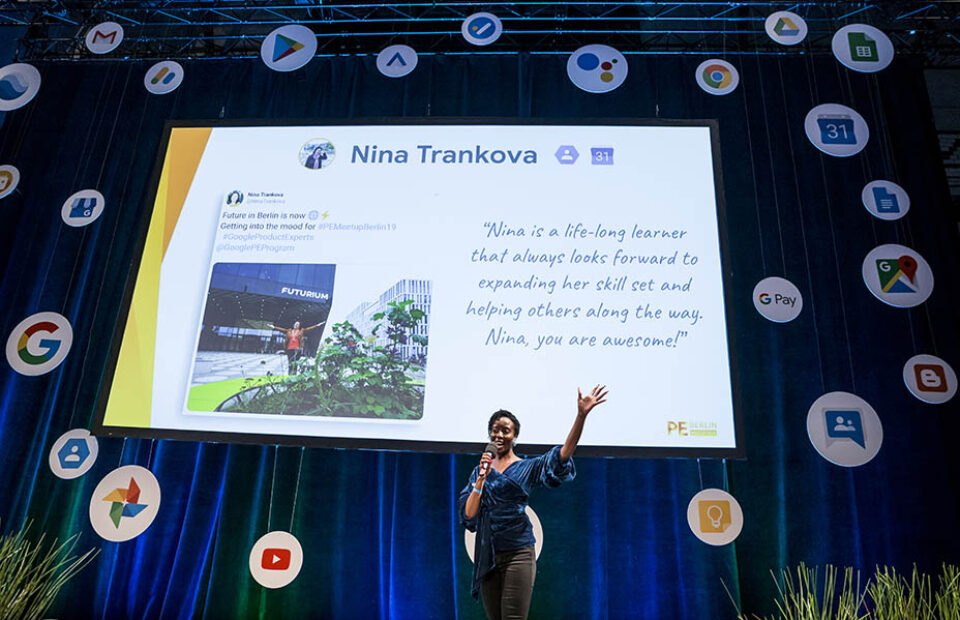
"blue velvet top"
458,445,576,599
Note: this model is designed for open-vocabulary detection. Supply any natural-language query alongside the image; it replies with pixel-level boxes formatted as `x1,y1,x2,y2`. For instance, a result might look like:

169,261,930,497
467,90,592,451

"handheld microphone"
480,442,497,476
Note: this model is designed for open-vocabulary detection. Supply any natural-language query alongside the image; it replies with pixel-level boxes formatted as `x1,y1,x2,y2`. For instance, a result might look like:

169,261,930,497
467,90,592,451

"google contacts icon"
5,312,74,376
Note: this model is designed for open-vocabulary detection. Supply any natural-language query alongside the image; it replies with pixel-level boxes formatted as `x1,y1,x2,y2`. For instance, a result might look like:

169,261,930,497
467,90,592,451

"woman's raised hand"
577,384,609,417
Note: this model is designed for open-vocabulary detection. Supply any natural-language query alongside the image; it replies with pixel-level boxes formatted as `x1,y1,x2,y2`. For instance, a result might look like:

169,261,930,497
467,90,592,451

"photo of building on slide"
187,262,431,420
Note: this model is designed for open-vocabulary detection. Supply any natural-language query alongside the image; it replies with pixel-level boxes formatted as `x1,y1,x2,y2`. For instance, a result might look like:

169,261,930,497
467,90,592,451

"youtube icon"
261,548,291,571
249,531,303,588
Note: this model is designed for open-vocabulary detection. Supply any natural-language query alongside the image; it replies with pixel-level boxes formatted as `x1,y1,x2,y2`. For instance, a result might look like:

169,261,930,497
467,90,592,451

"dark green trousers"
480,545,537,620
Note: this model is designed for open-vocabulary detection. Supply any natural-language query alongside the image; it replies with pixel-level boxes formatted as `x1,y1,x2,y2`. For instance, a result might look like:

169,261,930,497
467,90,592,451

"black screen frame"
91,117,746,460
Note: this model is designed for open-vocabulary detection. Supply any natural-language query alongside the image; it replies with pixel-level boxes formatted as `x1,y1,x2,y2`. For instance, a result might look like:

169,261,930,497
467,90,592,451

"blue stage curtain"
0,52,959,619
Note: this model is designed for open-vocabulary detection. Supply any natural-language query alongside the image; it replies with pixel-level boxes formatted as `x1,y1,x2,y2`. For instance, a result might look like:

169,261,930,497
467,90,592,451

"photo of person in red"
268,320,325,370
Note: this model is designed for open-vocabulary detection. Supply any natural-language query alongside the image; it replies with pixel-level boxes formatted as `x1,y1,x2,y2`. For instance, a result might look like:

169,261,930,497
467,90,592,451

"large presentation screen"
94,120,742,458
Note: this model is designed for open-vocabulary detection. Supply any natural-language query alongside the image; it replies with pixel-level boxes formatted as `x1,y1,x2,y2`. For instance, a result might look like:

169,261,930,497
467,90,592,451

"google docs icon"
872,186,900,213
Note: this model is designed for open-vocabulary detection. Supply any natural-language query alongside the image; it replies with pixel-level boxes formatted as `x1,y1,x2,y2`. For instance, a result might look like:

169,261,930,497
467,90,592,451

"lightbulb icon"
707,504,724,529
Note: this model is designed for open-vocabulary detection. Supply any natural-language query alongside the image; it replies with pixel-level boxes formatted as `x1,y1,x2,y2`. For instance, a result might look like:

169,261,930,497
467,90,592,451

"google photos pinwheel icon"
89,465,161,542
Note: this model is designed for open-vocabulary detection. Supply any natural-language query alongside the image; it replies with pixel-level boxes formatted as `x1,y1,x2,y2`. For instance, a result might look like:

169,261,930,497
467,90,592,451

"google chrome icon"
695,59,739,96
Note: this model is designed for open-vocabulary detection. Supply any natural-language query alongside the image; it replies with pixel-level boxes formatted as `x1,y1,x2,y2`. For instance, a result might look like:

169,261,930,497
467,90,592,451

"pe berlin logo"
6,312,73,376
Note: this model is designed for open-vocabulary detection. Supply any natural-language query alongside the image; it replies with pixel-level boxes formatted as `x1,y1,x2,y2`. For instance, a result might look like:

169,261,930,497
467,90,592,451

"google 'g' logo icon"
758,293,772,305
695,59,739,96
5,312,73,376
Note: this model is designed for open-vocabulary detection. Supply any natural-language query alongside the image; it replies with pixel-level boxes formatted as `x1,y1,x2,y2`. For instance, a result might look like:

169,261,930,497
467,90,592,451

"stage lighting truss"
1,1,959,66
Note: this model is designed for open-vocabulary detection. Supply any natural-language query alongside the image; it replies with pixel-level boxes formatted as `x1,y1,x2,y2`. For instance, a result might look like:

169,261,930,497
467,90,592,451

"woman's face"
489,416,517,456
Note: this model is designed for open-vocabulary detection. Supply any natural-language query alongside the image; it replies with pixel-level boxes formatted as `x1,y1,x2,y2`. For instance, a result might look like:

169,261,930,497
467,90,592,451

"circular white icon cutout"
753,277,803,323
461,12,502,46
5,311,73,376
89,465,161,542
807,391,883,467
49,428,99,479
84,22,124,55
687,488,743,546
861,180,909,221
61,189,105,227
0,63,41,112
832,24,894,73
804,103,869,157
249,531,304,588
465,506,543,561
567,45,628,93
903,354,957,404
0,164,20,199
695,59,740,96
765,11,808,46
261,25,317,72
144,61,184,95
861,243,933,308
376,44,418,78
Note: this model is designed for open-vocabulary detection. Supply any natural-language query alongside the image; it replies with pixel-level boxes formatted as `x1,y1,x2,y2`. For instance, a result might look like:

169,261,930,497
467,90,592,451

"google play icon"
261,24,317,72
273,35,304,62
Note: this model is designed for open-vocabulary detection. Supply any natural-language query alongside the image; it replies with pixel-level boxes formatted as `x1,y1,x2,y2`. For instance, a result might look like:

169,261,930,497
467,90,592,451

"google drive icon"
765,11,807,45
261,24,317,72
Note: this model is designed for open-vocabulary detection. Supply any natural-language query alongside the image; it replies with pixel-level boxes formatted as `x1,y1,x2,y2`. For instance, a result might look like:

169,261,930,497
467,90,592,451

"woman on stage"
458,385,609,620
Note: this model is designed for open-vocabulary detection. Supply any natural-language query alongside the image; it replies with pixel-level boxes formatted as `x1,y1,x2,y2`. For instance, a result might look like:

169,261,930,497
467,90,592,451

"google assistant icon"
567,45,627,93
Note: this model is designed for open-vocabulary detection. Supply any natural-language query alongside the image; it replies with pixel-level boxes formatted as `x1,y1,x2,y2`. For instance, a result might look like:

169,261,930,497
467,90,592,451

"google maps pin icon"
898,255,918,283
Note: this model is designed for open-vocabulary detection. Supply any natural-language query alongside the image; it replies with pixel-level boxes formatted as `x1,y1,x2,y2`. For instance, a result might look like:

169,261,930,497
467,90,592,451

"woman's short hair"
488,409,521,437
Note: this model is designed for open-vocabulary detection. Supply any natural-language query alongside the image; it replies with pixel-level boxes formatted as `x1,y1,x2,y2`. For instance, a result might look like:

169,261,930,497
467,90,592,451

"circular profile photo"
299,140,335,170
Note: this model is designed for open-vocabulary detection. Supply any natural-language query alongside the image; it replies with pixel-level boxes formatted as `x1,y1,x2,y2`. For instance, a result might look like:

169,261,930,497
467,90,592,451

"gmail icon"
84,21,124,54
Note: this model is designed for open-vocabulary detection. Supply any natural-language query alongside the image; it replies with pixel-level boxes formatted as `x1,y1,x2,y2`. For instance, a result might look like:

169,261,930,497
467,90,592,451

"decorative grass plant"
729,563,960,620
0,523,98,620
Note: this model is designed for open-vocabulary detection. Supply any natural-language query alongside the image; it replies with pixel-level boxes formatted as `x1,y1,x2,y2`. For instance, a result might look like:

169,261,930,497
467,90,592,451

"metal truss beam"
1,1,959,66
